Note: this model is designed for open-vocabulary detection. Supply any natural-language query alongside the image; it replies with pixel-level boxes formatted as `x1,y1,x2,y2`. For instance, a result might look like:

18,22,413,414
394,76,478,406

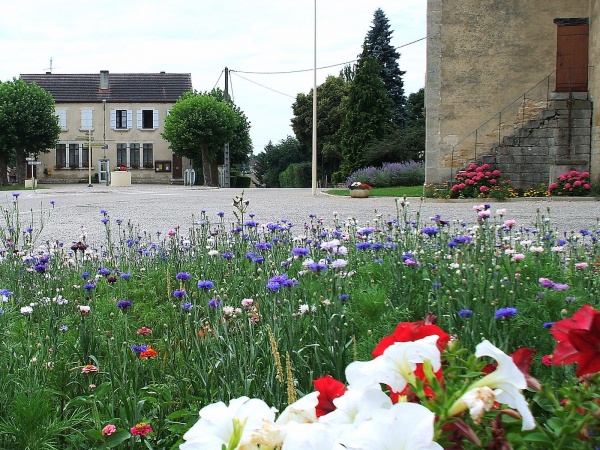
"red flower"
550,304,600,376
130,422,152,436
140,346,158,359
312,375,347,417
373,321,450,358
373,321,450,401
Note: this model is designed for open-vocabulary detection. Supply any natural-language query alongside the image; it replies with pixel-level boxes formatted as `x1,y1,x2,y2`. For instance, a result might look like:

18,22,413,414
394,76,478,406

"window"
69,144,79,168
137,109,159,129
116,143,127,166
111,109,132,129
130,143,140,168
81,108,93,130
81,144,89,168
55,109,67,131
56,144,66,168
154,160,171,172
143,144,153,168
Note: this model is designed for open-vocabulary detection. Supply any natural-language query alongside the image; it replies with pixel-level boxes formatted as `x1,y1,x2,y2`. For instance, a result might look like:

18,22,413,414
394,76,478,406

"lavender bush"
346,161,424,188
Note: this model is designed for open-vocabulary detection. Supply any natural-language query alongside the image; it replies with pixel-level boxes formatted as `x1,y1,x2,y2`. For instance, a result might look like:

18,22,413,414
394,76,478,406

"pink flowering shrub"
450,163,505,198
548,170,592,196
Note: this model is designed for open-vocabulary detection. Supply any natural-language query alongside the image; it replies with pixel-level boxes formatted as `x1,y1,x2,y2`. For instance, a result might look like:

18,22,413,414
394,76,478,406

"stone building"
426,0,599,190
21,71,192,184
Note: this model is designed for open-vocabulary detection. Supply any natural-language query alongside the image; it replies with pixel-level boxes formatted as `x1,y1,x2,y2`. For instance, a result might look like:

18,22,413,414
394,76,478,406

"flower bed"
0,193,598,448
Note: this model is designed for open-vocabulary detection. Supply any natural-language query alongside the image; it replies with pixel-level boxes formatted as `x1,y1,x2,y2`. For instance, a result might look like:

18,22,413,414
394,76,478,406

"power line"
230,72,296,99
212,69,224,90
232,37,426,75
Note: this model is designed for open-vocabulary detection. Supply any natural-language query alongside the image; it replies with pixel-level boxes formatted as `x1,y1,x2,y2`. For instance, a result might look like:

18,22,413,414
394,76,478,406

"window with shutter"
153,110,159,129
56,109,67,131
81,109,93,130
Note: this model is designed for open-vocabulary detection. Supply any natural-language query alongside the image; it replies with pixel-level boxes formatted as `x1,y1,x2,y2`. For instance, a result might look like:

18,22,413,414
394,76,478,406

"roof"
20,72,192,103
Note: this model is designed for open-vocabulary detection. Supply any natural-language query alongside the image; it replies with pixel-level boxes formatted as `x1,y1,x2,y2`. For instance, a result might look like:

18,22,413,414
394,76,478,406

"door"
172,155,183,179
556,23,589,92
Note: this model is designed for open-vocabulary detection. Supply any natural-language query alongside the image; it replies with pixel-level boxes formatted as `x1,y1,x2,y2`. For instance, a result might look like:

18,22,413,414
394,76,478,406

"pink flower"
102,424,117,436
479,186,488,192
504,219,517,228
489,178,497,185
511,253,525,262
575,262,588,270
492,170,501,177
81,364,99,374
564,183,571,189
137,327,152,335
584,184,592,190
548,182,558,190
131,422,153,436
79,305,90,315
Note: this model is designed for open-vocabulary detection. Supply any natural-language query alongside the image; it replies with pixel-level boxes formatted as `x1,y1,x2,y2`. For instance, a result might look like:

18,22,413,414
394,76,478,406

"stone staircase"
479,93,592,190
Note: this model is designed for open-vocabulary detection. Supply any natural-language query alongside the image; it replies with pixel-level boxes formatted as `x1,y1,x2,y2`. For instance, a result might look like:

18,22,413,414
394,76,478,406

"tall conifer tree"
364,8,407,127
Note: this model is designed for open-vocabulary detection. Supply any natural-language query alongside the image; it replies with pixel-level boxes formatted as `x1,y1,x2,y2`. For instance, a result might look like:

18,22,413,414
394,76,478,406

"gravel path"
4,185,600,246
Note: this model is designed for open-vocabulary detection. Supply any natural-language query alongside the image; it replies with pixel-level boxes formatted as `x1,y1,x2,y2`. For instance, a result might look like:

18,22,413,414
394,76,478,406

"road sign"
26,157,36,161
27,161,43,165
102,145,109,150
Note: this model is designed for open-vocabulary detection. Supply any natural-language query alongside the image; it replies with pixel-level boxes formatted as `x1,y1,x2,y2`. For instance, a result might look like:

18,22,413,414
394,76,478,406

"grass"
325,185,425,197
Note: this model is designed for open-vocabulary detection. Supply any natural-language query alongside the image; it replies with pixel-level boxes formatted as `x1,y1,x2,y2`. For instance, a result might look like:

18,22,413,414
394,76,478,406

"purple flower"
101,218,109,224
98,268,111,276
120,273,132,279
181,302,193,311
338,294,349,302
117,300,132,310
255,242,272,251
81,272,91,280
197,280,215,290
292,247,310,257
83,283,95,291
355,242,371,250
458,309,473,318
176,272,191,281
542,322,555,329
552,283,569,291
221,252,234,259
308,261,327,272
495,307,518,319
208,298,221,309
173,289,187,299
539,278,555,289
422,227,439,237
132,344,147,354
59,325,68,332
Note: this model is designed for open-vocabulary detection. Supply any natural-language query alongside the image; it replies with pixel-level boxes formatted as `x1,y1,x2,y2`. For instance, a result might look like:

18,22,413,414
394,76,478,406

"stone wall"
426,0,592,186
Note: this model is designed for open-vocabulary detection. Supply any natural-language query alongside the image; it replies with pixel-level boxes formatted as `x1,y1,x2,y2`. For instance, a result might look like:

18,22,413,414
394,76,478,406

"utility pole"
223,67,231,188
311,0,318,195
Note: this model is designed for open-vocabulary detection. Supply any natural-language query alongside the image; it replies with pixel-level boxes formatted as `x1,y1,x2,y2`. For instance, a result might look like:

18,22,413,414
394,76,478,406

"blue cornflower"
355,242,372,250
12,193,19,198
422,227,439,237
338,294,349,303
59,325,68,332
81,272,91,280
120,273,132,279
98,268,111,276
458,309,473,318
494,307,518,319
252,255,265,264
101,218,109,224
542,322,555,329
117,300,132,310
34,263,47,273
181,302,193,311
197,280,215,290
217,211,225,217
173,289,187,299
432,282,442,288
83,283,95,291
266,281,281,292
132,344,148,354
358,228,373,236
255,242,272,251
244,220,259,227
308,261,327,272
208,298,221,309
175,272,191,281
50,200,55,206
221,252,234,259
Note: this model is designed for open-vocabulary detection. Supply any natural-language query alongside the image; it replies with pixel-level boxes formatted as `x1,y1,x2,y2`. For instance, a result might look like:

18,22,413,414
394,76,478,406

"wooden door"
172,155,182,179
556,24,589,92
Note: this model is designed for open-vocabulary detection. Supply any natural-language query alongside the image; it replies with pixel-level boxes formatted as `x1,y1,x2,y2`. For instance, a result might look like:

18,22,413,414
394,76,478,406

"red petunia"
312,375,347,417
373,321,450,401
550,305,600,376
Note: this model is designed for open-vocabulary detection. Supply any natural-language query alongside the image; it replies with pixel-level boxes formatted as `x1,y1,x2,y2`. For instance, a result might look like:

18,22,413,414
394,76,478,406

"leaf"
105,430,131,447
522,432,554,444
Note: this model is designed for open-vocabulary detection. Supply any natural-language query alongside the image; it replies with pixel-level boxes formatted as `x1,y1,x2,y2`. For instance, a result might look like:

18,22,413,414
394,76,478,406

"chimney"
100,70,109,90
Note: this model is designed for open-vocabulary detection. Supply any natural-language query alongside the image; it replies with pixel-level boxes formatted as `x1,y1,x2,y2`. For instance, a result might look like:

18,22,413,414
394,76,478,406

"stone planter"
350,189,370,198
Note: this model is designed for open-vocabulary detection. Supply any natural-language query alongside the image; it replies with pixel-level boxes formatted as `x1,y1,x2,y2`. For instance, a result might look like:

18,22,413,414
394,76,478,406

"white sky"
0,0,427,154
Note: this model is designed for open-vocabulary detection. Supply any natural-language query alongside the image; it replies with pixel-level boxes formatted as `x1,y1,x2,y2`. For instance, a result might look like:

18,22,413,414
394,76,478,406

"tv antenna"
45,57,60,73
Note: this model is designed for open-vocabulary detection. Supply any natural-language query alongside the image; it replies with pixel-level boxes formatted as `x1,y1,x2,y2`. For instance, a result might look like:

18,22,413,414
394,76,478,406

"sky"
0,0,427,154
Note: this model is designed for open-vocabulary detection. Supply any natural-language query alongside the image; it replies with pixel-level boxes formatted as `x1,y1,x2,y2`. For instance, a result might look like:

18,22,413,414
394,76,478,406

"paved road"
4,185,599,246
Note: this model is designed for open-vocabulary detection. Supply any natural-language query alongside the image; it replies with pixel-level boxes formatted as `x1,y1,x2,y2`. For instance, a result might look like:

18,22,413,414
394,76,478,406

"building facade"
20,71,193,184
426,0,599,189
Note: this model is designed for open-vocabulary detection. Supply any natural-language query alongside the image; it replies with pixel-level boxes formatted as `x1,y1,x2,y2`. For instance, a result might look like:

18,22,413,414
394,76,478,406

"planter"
110,171,131,187
350,189,370,198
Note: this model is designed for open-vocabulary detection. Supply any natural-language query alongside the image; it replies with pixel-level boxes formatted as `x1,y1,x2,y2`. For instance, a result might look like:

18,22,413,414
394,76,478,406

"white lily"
449,340,535,430
336,402,443,450
345,335,441,394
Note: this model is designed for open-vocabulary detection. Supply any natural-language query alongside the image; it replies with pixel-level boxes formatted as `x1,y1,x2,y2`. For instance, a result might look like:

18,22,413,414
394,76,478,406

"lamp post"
311,0,317,196
74,130,93,187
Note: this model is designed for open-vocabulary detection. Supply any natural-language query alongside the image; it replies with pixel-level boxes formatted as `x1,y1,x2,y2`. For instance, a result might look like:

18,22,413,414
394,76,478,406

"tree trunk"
200,144,220,187
15,152,27,184
0,155,7,187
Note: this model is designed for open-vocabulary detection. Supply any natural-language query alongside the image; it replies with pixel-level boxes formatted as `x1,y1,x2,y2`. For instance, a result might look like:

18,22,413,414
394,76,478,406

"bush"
235,176,251,189
279,162,312,188
549,170,592,196
345,161,424,188
448,163,518,199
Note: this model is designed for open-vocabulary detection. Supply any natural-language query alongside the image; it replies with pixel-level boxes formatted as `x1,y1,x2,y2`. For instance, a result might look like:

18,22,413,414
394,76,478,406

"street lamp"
74,130,93,187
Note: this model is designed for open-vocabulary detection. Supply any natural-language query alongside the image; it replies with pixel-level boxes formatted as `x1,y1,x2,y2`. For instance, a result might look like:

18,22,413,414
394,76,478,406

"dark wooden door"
172,155,182,179
556,24,589,92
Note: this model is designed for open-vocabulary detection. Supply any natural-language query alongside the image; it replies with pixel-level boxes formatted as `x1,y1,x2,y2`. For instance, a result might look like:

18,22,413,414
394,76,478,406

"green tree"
338,49,394,181
162,90,242,186
291,75,349,185
253,136,306,187
0,78,60,184
364,8,407,127
363,88,425,166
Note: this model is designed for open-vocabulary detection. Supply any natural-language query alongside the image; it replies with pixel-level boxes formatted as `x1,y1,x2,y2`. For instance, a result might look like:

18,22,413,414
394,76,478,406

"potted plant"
349,181,372,198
